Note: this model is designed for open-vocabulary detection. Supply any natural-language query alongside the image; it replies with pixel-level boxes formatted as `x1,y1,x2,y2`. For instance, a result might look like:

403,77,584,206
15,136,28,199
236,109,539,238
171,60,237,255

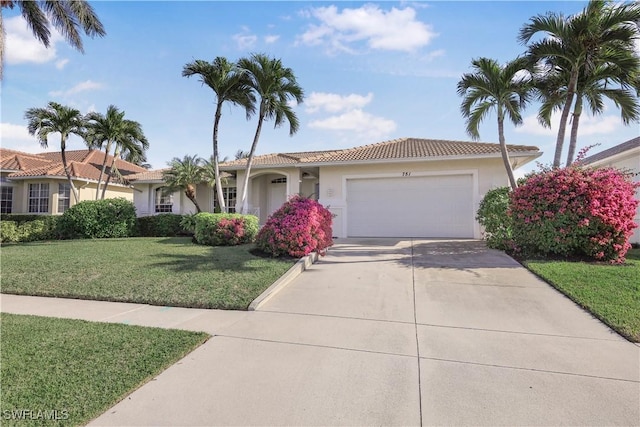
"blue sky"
3,1,639,174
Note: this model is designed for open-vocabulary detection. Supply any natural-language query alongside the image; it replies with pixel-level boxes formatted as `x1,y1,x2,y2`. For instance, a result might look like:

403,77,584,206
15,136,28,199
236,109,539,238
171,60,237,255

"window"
28,183,49,213
1,186,13,214
58,183,71,213
214,187,237,213
271,177,287,184
155,187,173,213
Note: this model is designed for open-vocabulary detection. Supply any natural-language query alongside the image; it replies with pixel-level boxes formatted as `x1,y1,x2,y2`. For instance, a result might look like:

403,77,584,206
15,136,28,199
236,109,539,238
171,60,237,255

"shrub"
180,214,198,235
477,187,513,250
0,216,60,243
256,195,333,258
510,165,639,263
137,214,186,237
193,213,258,246
57,198,137,239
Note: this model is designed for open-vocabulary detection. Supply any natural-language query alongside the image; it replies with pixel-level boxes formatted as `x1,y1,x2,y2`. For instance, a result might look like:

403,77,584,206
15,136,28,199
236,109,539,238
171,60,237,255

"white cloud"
298,4,436,54
0,122,60,153
4,15,63,64
49,80,104,97
309,109,397,138
55,58,70,70
233,27,258,49
516,111,622,137
305,92,374,113
1,122,32,142
264,34,280,44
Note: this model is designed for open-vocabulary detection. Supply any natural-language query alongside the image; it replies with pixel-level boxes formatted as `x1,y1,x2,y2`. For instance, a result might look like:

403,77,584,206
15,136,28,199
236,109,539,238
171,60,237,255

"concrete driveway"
8,239,637,425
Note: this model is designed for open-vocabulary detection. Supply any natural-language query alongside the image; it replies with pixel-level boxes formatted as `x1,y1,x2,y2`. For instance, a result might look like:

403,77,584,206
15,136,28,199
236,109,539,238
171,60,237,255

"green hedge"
137,214,187,237
193,213,259,246
476,187,513,250
0,216,60,243
57,198,137,239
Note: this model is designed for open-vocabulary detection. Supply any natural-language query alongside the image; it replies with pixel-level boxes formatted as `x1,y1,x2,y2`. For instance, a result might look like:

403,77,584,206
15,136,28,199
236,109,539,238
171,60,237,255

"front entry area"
346,174,474,238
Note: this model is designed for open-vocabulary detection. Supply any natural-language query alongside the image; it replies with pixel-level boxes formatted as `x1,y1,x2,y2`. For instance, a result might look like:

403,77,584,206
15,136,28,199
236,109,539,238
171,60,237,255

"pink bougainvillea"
256,195,333,257
510,164,639,263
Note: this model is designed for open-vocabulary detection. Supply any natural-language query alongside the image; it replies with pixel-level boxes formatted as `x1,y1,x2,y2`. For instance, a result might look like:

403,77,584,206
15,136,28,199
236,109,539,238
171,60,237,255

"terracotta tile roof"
2,148,147,184
0,148,53,171
582,137,640,165
221,137,540,168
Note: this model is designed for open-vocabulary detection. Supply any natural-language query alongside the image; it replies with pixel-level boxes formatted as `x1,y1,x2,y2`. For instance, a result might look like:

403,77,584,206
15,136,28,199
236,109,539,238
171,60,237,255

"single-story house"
217,137,542,239
0,148,147,215
582,136,640,245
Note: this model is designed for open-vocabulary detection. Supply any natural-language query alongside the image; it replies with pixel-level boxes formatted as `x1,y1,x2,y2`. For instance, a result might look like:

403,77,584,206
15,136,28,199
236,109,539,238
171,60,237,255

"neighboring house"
0,148,147,215
582,137,640,245
128,169,235,216
219,137,541,239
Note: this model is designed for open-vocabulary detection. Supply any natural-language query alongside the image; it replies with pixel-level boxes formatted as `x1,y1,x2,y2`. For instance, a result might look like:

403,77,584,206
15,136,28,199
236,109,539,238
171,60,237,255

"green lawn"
525,248,640,342
0,237,295,310
0,313,208,427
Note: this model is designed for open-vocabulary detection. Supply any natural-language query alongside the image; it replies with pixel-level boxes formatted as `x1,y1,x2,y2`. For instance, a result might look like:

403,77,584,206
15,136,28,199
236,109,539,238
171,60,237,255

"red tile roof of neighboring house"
220,137,540,168
2,148,147,185
581,137,640,165
127,168,233,182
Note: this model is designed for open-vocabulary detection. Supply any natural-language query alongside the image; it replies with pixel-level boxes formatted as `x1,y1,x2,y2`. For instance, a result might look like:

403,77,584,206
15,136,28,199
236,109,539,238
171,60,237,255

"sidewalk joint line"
415,322,624,342
411,239,424,427
255,309,414,325
215,334,417,359
419,356,640,383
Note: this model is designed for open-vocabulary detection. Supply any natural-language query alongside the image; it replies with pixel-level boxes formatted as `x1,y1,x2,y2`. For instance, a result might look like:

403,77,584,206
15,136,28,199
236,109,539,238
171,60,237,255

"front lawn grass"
1,237,295,310
524,248,640,342
0,313,208,427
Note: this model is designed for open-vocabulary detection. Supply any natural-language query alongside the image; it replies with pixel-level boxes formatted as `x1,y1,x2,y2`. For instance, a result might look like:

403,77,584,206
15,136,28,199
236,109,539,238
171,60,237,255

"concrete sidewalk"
2,239,639,426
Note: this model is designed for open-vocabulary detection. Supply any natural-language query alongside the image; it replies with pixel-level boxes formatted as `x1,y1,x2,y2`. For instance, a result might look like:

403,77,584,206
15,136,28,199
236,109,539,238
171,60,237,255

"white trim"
340,169,480,238
585,147,640,167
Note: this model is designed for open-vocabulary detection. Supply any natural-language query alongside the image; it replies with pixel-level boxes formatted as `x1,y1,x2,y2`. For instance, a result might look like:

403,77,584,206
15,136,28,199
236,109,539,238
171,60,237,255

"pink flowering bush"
510,164,638,263
256,195,333,257
193,213,259,246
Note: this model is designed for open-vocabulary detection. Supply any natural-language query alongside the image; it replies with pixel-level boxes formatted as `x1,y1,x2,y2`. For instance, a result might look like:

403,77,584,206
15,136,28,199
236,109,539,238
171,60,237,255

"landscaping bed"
0,237,296,310
524,248,640,342
0,313,208,426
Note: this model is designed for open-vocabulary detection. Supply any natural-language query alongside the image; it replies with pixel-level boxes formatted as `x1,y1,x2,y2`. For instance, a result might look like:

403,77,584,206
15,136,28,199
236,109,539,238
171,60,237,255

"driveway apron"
84,238,639,426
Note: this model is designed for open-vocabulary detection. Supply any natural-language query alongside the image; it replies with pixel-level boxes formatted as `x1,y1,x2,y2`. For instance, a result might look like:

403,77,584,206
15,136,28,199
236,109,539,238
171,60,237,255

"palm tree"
182,57,255,213
85,105,127,199
457,57,532,190
24,101,86,203
1,0,106,79
100,119,148,199
236,53,304,213
535,51,640,165
519,0,640,168
162,155,205,213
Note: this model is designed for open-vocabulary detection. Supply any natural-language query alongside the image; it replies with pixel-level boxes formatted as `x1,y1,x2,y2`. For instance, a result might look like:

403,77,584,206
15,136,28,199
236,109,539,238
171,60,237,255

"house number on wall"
402,172,411,177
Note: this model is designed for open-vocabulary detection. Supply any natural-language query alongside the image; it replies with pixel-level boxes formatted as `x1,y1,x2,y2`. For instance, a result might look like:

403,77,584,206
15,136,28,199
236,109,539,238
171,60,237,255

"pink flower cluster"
510,165,639,263
256,195,333,257
215,218,246,246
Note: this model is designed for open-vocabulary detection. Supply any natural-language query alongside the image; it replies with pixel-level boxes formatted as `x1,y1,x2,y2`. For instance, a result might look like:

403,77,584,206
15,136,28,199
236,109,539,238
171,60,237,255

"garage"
346,174,474,238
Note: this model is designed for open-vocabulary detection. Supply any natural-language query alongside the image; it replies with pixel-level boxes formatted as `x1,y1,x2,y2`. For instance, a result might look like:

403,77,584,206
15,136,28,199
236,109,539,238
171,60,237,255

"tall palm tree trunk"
101,146,120,200
553,70,578,168
185,184,202,213
60,136,80,203
565,96,583,166
213,103,226,213
497,114,518,190
240,109,265,214
95,141,112,200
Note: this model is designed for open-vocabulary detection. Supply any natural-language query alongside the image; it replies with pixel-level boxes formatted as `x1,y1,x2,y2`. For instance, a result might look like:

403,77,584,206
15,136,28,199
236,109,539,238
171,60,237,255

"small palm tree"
535,51,640,165
100,119,148,199
237,53,304,213
162,155,205,213
182,57,255,213
457,57,532,190
519,0,640,167
24,101,86,203
0,0,106,79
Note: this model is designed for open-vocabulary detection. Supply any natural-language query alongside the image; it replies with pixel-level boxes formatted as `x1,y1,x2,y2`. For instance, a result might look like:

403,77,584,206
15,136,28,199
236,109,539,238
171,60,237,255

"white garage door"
346,174,474,238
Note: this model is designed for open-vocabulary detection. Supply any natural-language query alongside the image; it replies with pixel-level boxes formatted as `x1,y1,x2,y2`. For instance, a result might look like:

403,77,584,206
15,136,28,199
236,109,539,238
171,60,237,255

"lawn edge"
248,252,319,311
521,260,639,343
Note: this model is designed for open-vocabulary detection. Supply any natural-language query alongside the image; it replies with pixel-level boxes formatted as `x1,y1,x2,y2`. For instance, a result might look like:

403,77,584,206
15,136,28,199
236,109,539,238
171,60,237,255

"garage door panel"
346,175,473,238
